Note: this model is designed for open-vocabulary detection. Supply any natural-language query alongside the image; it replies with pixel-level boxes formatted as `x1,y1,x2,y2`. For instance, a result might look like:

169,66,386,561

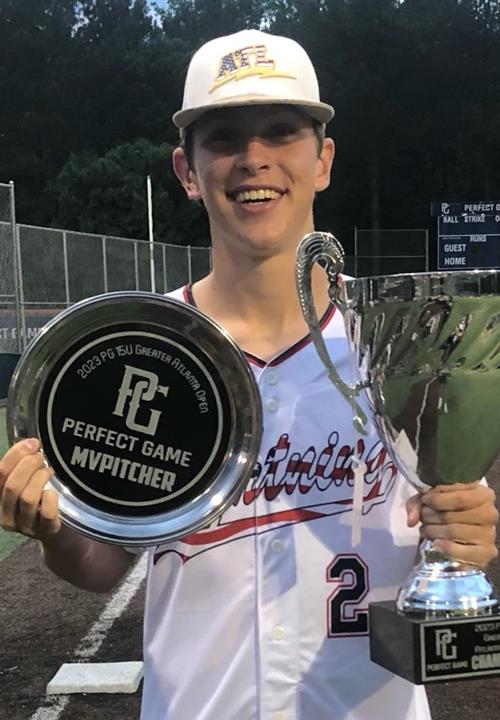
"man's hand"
0,437,134,592
406,482,499,568
0,438,60,542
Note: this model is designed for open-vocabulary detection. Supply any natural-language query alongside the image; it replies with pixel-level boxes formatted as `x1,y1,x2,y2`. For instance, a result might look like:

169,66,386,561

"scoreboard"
431,202,500,270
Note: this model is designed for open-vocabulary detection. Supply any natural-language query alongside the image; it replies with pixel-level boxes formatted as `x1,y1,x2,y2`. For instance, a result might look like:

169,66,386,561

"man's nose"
234,136,271,173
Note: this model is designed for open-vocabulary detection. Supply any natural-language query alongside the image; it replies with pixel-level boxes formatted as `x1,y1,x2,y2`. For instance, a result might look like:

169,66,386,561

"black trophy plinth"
369,601,500,684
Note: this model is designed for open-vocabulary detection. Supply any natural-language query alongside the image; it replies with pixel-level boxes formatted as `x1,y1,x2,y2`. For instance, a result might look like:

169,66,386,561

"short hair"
180,113,326,170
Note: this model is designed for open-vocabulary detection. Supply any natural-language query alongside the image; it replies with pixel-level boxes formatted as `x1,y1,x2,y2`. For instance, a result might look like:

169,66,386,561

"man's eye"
201,122,302,150
204,131,238,147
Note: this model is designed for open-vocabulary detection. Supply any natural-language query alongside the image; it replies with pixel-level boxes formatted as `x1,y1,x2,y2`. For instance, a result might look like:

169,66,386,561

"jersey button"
266,370,279,385
266,398,279,412
271,539,284,553
271,625,286,641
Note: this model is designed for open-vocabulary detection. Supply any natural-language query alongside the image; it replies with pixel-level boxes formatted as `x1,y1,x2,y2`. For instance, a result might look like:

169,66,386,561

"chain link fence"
0,183,211,356
1,181,430,380
14,225,212,304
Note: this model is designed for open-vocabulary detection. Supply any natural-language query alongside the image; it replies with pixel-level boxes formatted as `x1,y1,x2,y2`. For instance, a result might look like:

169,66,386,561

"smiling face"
173,105,334,259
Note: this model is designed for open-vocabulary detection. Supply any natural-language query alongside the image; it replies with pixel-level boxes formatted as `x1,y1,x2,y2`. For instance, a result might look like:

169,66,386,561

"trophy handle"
296,232,368,435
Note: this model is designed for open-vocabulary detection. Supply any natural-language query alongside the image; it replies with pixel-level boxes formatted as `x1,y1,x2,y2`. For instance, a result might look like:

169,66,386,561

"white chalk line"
30,553,147,720
30,696,70,720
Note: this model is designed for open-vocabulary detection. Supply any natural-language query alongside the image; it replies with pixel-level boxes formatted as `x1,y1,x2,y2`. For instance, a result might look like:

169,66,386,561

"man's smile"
227,185,286,210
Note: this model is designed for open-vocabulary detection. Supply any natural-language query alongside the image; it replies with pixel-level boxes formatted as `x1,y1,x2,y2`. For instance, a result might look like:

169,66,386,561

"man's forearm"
41,525,134,593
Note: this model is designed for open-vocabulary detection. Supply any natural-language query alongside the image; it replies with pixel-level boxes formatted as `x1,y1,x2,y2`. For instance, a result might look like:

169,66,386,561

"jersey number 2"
327,554,369,637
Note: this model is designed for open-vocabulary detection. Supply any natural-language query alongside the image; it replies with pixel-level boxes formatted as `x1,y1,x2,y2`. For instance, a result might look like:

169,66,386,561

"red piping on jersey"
182,283,337,367
153,508,327,565
152,477,386,565
182,284,193,304
167,479,381,548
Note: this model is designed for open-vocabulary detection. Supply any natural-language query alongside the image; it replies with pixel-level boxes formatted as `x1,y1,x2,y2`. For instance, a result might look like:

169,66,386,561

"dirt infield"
1,523,499,720
0,541,144,720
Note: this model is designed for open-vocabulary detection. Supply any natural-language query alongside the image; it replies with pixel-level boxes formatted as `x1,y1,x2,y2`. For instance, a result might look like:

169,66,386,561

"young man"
0,29,498,720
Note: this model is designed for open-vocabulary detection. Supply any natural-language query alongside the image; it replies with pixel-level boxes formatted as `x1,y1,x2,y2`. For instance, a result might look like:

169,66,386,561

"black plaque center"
38,324,232,517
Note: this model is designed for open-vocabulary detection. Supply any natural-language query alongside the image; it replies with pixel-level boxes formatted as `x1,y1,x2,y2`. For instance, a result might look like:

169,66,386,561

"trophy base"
369,601,500,683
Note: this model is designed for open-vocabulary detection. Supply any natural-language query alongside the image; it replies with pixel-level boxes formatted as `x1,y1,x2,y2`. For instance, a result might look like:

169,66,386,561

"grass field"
0,404,25,560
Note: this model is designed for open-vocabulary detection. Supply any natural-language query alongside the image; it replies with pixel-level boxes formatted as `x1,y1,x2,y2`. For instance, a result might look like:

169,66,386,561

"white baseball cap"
173,29,334,129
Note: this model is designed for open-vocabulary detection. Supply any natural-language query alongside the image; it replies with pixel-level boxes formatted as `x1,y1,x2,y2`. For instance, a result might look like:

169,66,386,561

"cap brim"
173,96,334,129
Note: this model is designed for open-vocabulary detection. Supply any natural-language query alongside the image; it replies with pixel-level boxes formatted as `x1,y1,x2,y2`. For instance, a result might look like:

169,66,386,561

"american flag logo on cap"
210,44,296,93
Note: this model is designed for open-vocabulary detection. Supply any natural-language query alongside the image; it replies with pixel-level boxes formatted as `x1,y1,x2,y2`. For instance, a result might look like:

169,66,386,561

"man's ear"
172,147,202,200
315,137,335,194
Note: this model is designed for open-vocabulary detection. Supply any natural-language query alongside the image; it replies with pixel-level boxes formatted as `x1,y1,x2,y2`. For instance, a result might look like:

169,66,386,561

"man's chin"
235,234,293,259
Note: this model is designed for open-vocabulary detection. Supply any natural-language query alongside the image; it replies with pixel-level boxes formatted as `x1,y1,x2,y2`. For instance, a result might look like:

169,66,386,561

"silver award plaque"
7,292,262,546
296,232,500,683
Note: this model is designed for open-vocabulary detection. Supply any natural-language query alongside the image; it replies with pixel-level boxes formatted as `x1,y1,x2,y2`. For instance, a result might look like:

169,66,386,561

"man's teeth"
234,189,281,202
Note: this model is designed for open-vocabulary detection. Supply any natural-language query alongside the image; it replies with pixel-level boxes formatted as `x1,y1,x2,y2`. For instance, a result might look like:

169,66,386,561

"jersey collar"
182,283,336,367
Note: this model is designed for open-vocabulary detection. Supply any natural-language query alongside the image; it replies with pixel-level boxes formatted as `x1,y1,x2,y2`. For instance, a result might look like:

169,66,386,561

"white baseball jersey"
139,285,431,720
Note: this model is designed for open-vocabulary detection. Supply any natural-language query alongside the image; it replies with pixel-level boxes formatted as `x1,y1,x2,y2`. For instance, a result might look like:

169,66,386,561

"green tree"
0,0,78,222
49,138,209,245
0,0,176,224
2,0,500,259
265,1,407,249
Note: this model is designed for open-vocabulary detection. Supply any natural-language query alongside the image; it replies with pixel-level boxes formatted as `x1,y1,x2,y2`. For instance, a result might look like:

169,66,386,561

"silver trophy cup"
296,231,499,617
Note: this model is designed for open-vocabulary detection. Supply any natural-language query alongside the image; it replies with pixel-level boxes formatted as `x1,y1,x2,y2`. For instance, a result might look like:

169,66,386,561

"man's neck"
191,246,331,360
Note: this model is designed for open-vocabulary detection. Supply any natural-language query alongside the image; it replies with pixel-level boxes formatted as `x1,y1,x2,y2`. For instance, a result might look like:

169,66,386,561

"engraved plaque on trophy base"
369,601,500,683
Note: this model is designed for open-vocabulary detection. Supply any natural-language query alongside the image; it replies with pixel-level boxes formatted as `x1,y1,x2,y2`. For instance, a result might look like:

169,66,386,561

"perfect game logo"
422,619,500,681
37,328,231,517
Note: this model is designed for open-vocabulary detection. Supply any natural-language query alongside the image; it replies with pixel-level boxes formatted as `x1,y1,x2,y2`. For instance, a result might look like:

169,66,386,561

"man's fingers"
0,452,47,529
420,503,500,527
432,538,499,568
17,467,55,536
0,438,61,541
405,493,422,527
38,489,61,537
0,439,41,489
421,483,496,512
421,522,497,546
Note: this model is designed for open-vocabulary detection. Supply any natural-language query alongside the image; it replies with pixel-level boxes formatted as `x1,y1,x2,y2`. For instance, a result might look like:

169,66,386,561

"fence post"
9,181,22,353
147,175,156,293
16,224,27,352
134,241,139,290
11,184,28,352
187,245,192,284
162,243,167,293
354,226,358,278
63,230,70,306
102,236,108,293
